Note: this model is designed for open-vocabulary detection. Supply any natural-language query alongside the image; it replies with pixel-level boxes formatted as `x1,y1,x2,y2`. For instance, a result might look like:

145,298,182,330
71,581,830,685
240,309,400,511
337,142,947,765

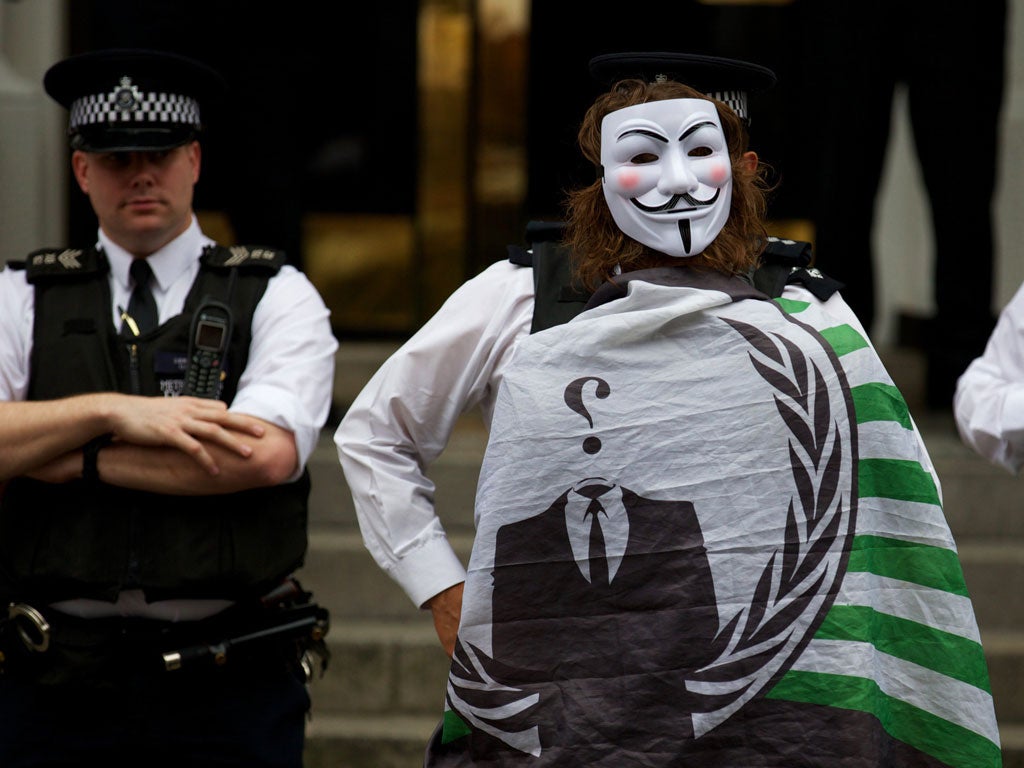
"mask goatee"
678,220,692,255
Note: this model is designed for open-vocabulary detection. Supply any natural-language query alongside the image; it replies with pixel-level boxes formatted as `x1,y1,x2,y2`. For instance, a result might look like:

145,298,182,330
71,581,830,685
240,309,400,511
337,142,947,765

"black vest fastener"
0,245,309,604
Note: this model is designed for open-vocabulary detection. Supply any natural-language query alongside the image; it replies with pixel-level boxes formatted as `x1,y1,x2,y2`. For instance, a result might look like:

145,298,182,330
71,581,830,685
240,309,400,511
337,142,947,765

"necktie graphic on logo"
586,498,609,587
123,259,157,335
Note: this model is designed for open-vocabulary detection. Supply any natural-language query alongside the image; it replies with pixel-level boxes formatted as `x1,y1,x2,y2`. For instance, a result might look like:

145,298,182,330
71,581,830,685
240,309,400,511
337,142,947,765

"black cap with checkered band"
43,48,226,153
588,52,776,123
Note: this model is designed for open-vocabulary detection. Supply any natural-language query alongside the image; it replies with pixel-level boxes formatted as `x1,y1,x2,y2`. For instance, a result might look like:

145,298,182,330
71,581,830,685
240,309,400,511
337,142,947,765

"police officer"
0,49,337,767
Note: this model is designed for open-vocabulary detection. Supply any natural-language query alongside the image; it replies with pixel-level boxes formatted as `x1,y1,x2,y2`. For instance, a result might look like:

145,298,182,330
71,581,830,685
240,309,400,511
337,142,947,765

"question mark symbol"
564,376,611,455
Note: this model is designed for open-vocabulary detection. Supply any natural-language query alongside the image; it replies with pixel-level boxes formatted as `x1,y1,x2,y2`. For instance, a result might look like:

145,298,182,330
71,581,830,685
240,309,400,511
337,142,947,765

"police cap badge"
43,48,226,152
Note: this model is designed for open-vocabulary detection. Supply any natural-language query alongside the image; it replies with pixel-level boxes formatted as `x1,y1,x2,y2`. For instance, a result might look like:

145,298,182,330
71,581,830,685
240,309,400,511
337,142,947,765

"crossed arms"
0,393,297,495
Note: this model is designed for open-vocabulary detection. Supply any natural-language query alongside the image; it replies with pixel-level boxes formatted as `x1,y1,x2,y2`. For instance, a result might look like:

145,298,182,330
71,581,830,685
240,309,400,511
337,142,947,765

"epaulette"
23,247,104,283
507,221,567,268
200,244,286,272
507,243,532,267
754,237,844,302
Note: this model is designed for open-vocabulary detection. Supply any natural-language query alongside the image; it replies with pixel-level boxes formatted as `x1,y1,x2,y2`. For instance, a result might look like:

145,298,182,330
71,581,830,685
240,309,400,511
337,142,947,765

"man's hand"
107,395,265,475
426,582,464,658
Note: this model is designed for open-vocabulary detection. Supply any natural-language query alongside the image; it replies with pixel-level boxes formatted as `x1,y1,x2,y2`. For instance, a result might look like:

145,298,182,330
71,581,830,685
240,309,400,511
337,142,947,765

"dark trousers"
804,0,1007,403
0,663,310,767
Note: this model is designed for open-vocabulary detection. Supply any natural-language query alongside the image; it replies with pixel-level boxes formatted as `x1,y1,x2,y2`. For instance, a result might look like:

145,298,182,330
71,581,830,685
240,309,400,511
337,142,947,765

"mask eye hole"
630,152,658,164
688,146,713,158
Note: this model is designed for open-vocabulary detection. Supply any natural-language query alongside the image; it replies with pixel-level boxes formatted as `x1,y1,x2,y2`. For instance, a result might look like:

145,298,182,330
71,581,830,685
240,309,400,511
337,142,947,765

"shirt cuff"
230,383,320,477
388,536,467,608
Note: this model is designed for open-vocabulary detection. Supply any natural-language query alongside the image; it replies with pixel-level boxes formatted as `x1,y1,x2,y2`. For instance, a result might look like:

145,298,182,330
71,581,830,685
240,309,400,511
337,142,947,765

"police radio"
183,298,232,399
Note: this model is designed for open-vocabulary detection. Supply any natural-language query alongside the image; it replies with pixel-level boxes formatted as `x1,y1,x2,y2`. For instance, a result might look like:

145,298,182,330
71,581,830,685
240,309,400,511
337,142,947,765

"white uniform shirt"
954,282,1024,473
335,258,870,608
0,217,338,619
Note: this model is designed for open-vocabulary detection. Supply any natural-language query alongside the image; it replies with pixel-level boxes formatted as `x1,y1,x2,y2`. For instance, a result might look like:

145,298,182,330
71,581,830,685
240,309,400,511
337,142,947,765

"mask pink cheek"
708,162,730,186
615,168,641,193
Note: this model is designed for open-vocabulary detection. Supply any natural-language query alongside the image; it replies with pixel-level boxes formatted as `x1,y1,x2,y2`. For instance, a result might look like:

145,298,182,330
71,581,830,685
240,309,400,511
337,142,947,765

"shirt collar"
99,215,207,293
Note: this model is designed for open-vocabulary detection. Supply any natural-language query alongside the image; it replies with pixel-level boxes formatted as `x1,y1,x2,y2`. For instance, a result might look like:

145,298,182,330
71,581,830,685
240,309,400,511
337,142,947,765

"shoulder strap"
24,247,106,284
508,222,590,334
753,237,844,301
199,244,286,273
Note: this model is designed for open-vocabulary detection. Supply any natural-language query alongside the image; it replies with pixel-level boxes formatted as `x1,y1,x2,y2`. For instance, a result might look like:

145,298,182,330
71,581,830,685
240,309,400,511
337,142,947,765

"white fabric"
601,99,732,258
334,258,869,609
954,280,1024,473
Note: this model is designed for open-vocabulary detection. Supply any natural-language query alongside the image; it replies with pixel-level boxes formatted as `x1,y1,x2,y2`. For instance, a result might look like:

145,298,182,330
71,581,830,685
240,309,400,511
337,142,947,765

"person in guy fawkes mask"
0,48,337,767
338,53,999,768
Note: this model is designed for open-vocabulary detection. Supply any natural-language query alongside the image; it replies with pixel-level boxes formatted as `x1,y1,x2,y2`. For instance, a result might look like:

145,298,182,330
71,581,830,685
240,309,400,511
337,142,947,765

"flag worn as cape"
426,267,1000,768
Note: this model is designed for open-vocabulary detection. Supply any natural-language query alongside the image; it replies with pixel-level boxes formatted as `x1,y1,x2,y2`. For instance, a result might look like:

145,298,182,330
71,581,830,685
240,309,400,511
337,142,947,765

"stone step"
309,622,447,718
1003,726,1024,768
304,714,436,768
985,632,1024,724
300,718,1024,768
306,619,1024,724
295,532,474,622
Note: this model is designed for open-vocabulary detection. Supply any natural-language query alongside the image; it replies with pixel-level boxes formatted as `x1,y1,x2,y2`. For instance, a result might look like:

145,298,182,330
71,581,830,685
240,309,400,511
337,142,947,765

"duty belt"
0,579,330,686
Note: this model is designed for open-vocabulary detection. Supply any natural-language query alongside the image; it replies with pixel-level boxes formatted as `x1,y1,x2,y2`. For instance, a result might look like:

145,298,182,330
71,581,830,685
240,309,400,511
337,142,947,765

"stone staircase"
296,342,1024,767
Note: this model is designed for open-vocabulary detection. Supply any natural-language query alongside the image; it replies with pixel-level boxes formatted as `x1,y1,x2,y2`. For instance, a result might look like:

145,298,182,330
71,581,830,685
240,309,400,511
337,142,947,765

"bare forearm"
0,395,117,481
6,393,272,484
96,420,298,495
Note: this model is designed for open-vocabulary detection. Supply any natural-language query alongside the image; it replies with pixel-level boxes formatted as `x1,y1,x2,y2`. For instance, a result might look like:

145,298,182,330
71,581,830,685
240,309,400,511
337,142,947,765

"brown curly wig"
565,79,770,292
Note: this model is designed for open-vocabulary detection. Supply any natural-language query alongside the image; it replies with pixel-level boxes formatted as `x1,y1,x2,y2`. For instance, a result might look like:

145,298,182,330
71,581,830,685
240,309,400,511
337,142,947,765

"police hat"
588,52,777,122
43,48,226,152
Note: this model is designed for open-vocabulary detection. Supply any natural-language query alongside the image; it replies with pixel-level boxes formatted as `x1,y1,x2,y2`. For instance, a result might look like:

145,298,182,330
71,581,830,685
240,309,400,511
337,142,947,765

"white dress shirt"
955,281,1024,473
0,217,338,619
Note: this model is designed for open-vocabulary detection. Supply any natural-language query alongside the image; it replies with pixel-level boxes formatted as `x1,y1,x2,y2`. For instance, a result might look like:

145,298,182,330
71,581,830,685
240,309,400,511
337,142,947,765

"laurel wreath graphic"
686,318,849,720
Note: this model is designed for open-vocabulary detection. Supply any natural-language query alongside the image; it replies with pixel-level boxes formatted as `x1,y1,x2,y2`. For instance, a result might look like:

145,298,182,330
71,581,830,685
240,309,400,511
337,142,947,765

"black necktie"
124,259,158,335
586,498,609,587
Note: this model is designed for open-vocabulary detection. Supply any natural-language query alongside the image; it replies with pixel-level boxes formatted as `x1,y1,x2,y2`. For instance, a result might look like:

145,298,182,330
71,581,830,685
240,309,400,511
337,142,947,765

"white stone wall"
0,0,66,264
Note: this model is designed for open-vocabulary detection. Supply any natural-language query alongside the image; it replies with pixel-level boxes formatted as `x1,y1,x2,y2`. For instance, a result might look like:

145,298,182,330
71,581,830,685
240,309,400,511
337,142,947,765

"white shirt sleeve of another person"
0,265,33,402
954,282,1024,473
229,265,338,477
335,260,535,608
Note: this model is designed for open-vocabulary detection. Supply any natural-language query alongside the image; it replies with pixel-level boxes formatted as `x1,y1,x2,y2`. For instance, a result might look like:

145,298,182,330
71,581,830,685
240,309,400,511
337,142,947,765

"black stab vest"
0,245,310,604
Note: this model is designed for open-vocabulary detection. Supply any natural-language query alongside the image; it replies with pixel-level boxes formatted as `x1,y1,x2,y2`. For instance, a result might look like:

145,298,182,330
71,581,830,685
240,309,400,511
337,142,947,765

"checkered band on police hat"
68,77,201,131
589,52,775,124
708,90,748,122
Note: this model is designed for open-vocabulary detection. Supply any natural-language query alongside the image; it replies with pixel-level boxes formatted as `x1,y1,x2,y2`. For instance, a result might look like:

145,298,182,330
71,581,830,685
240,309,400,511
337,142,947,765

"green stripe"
819,324,869,356
442,709,472,744
848,534,970,596
816,605,991,692
774,297,810,314
859,458,941,505
767,671,1001,768
851,382,912,429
